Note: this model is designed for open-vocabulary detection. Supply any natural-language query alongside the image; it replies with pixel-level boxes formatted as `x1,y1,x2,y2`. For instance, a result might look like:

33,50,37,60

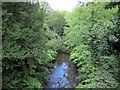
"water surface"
44,53,78,88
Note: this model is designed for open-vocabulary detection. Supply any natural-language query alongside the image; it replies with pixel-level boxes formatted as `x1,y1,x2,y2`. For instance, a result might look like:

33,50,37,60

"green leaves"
2,2,50,88
70,45,91,65
2,1,119,89
65,2,119,89
48,49,57,61
46,11,66,36
77,69,119,88
100,55,118,70
24,76,42,88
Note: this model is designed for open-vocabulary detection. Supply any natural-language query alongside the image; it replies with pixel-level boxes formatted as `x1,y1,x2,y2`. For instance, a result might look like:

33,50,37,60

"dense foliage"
46,11,66,36
64,2,119,88
2,2,56,88
2,1,120,89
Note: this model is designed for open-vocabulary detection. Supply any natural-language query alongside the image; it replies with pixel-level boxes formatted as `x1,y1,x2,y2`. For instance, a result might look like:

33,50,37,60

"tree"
2,2,50,88
46,11,67,36
64,2,119,88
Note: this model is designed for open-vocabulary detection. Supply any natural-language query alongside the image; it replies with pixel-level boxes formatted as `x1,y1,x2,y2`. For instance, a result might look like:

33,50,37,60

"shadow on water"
44,52,79,89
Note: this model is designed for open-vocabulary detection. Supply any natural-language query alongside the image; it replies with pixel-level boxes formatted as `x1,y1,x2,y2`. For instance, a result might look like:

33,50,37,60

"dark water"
44,53,78,89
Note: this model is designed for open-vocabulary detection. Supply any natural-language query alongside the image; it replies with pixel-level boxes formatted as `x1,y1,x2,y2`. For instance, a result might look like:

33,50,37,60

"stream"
44,52,79,89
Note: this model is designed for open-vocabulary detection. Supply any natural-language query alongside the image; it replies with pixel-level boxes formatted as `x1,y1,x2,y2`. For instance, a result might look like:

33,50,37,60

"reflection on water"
44,53,78,88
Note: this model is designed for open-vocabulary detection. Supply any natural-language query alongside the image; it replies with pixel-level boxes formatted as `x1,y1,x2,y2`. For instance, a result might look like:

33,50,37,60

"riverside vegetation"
2,1,120,89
